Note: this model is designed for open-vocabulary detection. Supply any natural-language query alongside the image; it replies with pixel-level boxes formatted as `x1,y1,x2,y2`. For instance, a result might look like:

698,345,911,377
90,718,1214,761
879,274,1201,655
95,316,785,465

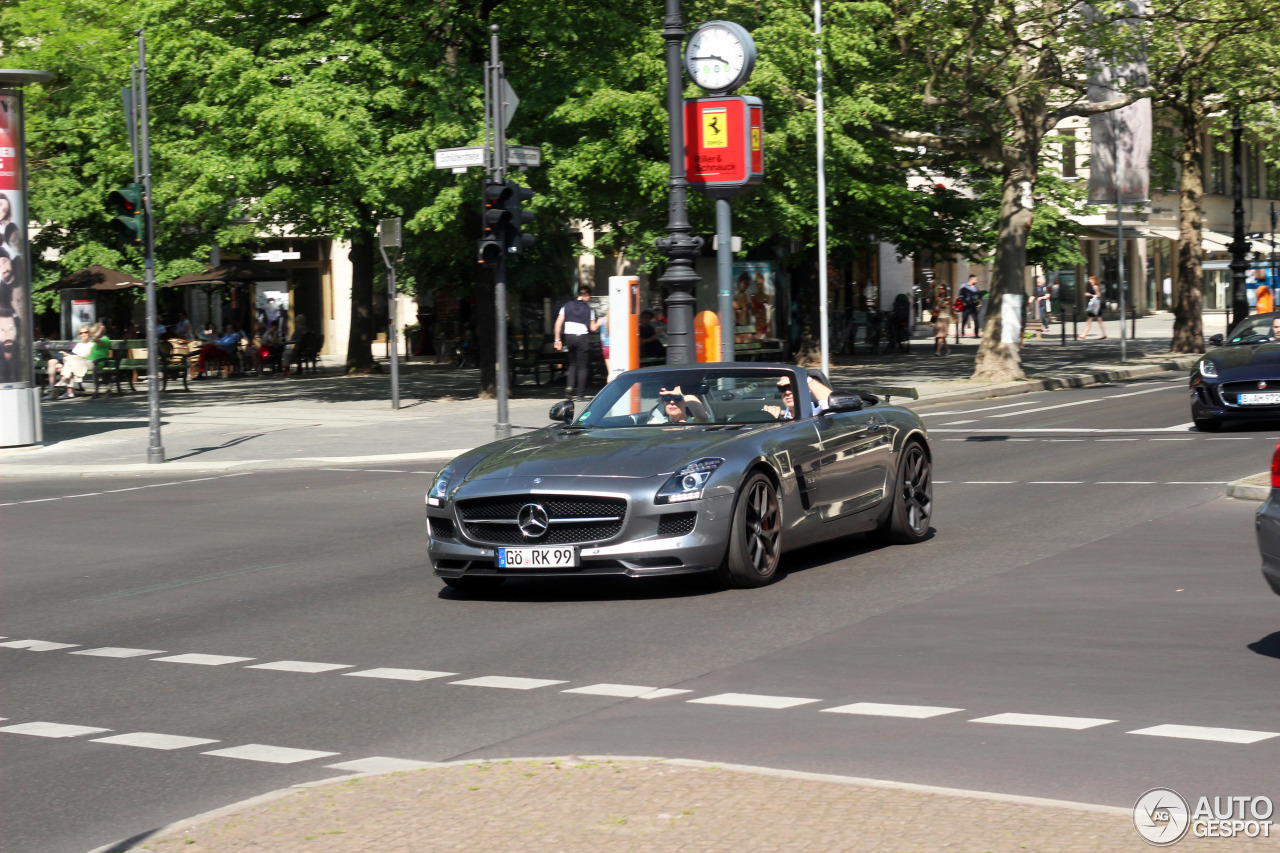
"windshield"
1226,314,1280,345
572,367,808,428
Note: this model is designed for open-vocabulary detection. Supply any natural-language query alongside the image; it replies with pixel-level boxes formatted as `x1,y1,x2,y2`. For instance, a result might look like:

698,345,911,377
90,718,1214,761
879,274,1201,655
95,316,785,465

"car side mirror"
549,400,575,423
1208,334,1224,346
825,393,865,413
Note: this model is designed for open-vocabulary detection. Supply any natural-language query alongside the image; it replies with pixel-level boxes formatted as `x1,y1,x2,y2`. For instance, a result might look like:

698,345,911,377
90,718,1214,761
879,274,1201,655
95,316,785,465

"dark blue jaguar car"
1190,312,1280,432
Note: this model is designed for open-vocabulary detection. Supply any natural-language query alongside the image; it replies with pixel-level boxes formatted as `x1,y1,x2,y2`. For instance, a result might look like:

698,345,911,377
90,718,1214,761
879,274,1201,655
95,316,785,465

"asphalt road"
3,372,1277,853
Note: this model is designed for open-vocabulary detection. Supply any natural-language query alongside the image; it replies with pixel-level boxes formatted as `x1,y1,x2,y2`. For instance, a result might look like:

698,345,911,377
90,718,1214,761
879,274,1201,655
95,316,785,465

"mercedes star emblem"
516,503,550,539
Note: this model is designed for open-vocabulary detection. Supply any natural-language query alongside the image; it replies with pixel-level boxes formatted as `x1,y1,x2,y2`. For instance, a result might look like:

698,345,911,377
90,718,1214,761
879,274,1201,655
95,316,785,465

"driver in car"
764,375,833,420
649,384,709,423
1272,317,1280,339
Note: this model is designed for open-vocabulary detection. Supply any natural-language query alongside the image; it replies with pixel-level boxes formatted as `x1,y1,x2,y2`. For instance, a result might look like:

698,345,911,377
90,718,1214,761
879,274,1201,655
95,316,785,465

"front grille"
457,495,626,546
428,516,455,540
1220,381,1280,407
657,512,696,538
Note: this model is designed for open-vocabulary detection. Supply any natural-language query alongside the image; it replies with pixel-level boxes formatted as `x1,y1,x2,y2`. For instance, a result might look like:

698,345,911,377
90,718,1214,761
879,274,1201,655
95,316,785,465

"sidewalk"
2,312,1200,479
28,315,1232,852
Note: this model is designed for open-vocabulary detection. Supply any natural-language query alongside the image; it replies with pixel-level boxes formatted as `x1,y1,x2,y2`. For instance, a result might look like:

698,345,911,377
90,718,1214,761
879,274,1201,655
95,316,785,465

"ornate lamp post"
656,0,702,365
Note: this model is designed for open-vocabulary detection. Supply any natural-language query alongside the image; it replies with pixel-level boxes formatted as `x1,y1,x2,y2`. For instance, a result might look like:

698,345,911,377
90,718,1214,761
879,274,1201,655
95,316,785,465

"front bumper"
1192,381,1280,423
427,484,735,580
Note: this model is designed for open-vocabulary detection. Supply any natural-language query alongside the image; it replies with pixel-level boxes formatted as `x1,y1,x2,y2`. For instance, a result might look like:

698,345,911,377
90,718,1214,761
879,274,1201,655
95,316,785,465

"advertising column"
0,70,52,447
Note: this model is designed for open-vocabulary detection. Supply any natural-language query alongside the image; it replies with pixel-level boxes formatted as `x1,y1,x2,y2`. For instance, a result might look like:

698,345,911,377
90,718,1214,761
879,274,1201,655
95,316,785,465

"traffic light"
478,182,510,264
106,184,145,247
501,180,535,255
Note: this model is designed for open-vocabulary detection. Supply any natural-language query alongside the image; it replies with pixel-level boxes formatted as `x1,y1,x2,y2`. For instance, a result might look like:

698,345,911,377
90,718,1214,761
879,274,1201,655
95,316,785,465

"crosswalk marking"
563,683,665,698
71,647,166,658
970,713,1115,730
203,744,339,764
0,722,110,738
450,675,568,690
823,702,963,719
1126,724,1280,744
246,660,354,673
343,668,456,681
688,693,821,710
91,732,219,750
152,653,255,666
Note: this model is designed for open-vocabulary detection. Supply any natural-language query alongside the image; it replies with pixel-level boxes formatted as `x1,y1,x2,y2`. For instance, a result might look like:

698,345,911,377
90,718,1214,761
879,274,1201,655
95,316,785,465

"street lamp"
656,0,703,365
1228,109,1249,331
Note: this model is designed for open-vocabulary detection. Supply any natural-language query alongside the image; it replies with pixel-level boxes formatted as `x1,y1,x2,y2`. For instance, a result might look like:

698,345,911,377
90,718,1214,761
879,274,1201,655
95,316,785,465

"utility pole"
486,25,511,440
1228,110,1250,331
137,30,163,463
379,217,402,410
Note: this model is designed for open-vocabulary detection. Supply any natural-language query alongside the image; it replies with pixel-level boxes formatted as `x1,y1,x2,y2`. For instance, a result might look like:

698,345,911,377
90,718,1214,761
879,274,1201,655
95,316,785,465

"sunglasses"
661,394,683,405
777,383,793,396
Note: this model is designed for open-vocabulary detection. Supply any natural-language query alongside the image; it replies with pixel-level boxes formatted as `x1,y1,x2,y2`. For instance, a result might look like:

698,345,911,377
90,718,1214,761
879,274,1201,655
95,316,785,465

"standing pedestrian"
1080,274,1107,339
1033,276,1051,331
959,275,980,336
553,285,602,401
933,312,951,356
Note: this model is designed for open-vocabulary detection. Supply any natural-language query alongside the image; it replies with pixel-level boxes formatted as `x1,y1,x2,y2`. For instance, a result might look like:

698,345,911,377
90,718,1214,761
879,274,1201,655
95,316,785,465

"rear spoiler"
856,385,919,403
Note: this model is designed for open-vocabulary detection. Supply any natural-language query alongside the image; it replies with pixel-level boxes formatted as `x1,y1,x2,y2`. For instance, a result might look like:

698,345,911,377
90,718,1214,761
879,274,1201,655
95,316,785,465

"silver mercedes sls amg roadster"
426,363,932,591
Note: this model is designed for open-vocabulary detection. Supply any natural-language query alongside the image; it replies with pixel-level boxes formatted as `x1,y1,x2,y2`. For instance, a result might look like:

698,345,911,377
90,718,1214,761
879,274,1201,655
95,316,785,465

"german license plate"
1239,393,1280,405
497,546,577,569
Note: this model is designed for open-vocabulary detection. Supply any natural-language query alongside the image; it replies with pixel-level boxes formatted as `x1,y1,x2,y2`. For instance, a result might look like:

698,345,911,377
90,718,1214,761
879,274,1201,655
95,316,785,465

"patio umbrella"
47,264,142,292
165,260,286,288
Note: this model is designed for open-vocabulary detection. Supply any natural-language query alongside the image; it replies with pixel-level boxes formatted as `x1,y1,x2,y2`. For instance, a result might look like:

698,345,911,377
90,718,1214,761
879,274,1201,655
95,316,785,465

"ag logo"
1134,787,1190,846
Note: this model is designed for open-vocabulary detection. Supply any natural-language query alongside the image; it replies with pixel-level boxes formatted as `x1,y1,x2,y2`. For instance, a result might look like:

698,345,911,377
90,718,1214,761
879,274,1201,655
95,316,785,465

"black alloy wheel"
718,471,783,588
874,440,932,545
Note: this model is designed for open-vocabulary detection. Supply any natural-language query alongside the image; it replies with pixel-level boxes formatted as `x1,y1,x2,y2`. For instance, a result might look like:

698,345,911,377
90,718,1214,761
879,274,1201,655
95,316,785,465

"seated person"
762,374,833,420
647,384,709,424
195,324,244,376
46,323,109,400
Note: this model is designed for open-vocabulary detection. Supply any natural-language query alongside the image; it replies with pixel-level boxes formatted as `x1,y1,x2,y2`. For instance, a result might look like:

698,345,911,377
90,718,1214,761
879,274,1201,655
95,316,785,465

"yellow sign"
702,108,728,149
751,126,761,151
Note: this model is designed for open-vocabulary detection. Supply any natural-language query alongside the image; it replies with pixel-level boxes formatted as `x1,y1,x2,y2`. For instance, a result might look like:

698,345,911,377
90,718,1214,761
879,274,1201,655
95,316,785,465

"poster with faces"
0,92,28,386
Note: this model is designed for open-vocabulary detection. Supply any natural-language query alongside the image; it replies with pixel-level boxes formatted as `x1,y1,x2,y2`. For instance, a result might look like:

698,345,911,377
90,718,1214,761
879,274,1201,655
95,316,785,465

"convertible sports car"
426,363,932,591
1191,311,1280,431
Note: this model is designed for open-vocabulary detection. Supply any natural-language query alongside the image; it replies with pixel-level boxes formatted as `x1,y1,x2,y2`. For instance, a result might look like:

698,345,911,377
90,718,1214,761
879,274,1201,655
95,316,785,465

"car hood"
1205,344,1280,377
458,426,754,484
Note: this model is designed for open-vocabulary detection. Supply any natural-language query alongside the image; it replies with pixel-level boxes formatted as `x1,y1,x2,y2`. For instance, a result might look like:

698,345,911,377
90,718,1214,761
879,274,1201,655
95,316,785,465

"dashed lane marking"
0,722,111,738
152,653,256,666
71,647,166,658
1096,481,1156,485
3,472,254,508
822,703,963,719
450,675,570,690
988,399,1103,418
970,713,1116,730
202,744,339,764
1105,385,1184,399
91,732,220,750
941,419,979,426
920,401,1039,417
246,660,354,673
1028,481,1084,484
688,693,822,710
563,683,692,699
343,668,456,682
1126,724,1280,744
0,639,79,651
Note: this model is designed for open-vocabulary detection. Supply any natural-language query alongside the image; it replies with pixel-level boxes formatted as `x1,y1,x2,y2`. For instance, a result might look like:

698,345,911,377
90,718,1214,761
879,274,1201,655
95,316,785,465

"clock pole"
657,0,702,366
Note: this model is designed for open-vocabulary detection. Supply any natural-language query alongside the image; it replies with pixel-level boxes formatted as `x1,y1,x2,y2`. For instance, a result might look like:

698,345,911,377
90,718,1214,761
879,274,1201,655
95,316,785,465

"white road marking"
1164,481,1227,485
326,757,438,773
246,660,354,673
1045,439,1084,442
364,469,408,474
1151,438,1193,441
20,498,60,503
941,419,978,426
450,675,569,690
1106,385,1183,399
563,683,666,698
1127,724,1280,744
1098,481,1155,485
0,639,79,651
344,668,456,681
822,703,963,719
1028,481,1083,484
1206,437,1252,440
921,401,1039,417
688,693,822,710
963,481,1015,484
203,744,338,764
970,713,1115,730
1165,422,1196,431
0,722,110,738
71,647,166,658
64,493,103,498
988,399,1101,418
91,732,219,750
152,653,255,666
1097,438,1139,441
638,688,693,700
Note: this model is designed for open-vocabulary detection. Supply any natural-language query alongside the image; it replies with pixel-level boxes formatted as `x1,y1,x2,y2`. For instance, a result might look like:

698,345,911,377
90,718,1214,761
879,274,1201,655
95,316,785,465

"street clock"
685,21,756,95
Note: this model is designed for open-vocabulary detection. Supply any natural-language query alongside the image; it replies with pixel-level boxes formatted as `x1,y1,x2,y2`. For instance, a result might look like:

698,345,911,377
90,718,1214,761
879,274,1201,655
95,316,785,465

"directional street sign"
433,146,486,171
501,79,519,128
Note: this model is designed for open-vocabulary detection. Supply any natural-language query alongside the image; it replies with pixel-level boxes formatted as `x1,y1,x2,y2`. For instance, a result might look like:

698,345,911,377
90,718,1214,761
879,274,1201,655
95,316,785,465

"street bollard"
1072,305,1078,340
1131,304,1137,339
1060,312,1066,345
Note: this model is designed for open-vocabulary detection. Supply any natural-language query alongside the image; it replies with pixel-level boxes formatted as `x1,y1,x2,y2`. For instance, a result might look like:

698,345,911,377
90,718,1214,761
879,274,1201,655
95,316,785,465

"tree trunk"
972,164,1033,382
1171,105,1206,354
345,233,380,373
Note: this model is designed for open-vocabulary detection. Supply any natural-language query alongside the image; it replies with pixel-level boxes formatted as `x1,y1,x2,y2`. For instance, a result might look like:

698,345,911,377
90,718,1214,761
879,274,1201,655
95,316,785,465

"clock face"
685,22,755,93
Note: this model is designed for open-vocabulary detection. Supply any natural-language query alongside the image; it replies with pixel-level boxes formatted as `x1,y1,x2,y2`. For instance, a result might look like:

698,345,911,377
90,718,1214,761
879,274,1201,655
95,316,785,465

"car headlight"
428,463,455,506
656,457,725,505
1199,359,1219,379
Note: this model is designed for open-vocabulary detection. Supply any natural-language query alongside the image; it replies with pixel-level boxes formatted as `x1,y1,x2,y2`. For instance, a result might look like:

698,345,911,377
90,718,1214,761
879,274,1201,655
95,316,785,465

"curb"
86,754,1127,853
1229,473,1270,502
909,355,1199,407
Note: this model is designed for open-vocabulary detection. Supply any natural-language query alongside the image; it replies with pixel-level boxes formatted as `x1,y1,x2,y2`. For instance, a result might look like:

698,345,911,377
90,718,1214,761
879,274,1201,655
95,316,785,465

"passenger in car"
650,384,709,423
763,374,832,420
